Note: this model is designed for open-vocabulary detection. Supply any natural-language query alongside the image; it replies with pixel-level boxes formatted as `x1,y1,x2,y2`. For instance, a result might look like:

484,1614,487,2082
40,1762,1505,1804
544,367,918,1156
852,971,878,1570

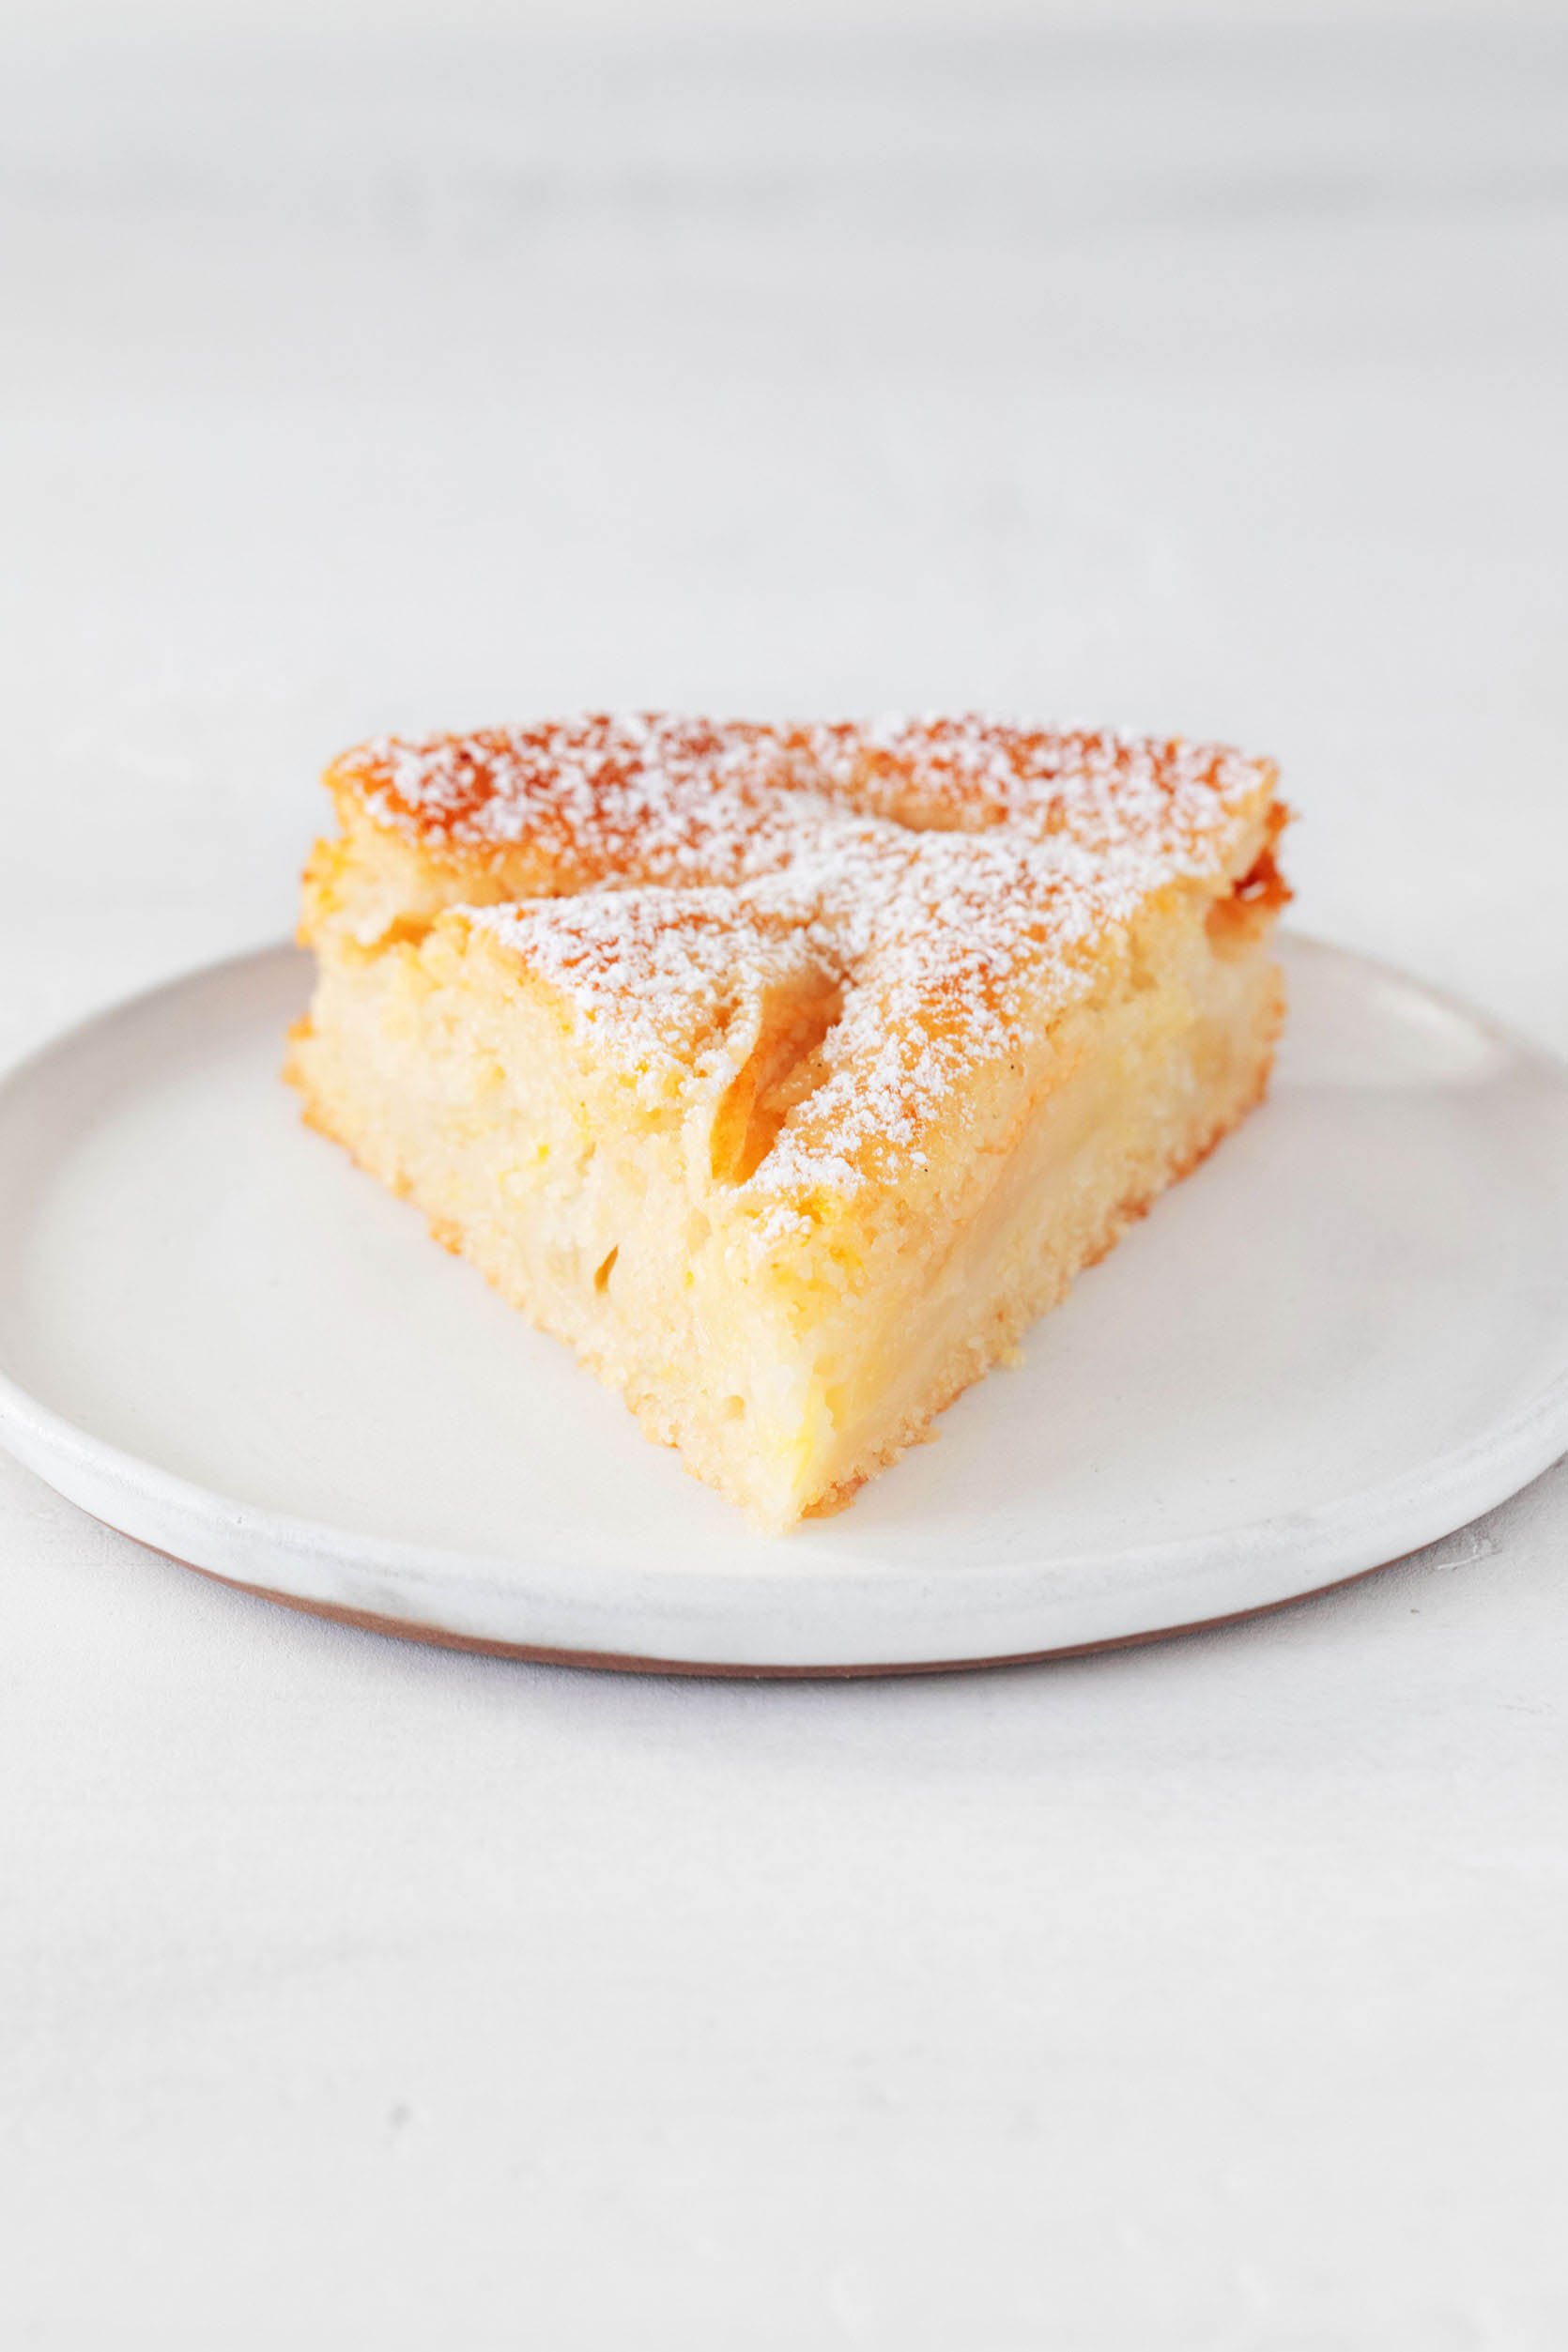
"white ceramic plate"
1,935,1565,1675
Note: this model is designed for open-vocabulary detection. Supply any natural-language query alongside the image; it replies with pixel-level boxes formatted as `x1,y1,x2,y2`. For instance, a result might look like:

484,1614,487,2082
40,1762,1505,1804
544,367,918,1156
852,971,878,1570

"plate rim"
1,931,1565,1673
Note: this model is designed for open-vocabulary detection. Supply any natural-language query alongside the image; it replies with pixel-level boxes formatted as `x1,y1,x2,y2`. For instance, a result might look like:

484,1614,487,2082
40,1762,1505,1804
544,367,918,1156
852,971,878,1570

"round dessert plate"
0,935,1565,1675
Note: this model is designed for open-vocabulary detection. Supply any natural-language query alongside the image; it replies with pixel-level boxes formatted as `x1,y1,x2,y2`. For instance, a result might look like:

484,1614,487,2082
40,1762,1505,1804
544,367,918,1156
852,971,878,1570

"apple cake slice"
286,715,1289,1531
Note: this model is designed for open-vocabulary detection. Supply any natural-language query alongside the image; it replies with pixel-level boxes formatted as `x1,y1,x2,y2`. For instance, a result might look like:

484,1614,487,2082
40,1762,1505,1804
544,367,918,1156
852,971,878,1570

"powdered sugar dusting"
338,714,1278,1226
339,714,821,889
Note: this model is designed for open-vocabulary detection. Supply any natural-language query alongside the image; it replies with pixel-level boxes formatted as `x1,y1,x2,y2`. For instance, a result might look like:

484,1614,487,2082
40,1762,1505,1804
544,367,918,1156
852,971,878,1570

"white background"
3,3,1566,2344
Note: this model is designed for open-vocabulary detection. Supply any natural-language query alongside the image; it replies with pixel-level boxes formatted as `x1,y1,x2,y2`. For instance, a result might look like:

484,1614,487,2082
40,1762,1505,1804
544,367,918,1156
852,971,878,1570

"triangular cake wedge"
286,715,1289,1531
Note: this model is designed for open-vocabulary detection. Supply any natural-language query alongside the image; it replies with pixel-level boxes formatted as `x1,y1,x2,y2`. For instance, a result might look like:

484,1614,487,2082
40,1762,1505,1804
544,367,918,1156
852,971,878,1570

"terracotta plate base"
136,1526,1393,1681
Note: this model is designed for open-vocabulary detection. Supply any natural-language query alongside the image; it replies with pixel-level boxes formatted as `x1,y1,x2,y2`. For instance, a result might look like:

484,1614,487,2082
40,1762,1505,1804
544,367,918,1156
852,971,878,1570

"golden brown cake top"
323,715,1284,1234
331,711,1270,886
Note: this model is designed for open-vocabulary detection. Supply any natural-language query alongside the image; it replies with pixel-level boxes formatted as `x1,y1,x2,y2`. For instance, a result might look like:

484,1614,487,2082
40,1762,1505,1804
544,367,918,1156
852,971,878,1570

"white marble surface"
4,6,1566,2345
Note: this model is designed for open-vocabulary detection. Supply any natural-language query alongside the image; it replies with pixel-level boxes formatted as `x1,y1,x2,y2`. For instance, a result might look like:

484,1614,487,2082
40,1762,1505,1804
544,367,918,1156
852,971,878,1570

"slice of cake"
286,715,1289,1531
